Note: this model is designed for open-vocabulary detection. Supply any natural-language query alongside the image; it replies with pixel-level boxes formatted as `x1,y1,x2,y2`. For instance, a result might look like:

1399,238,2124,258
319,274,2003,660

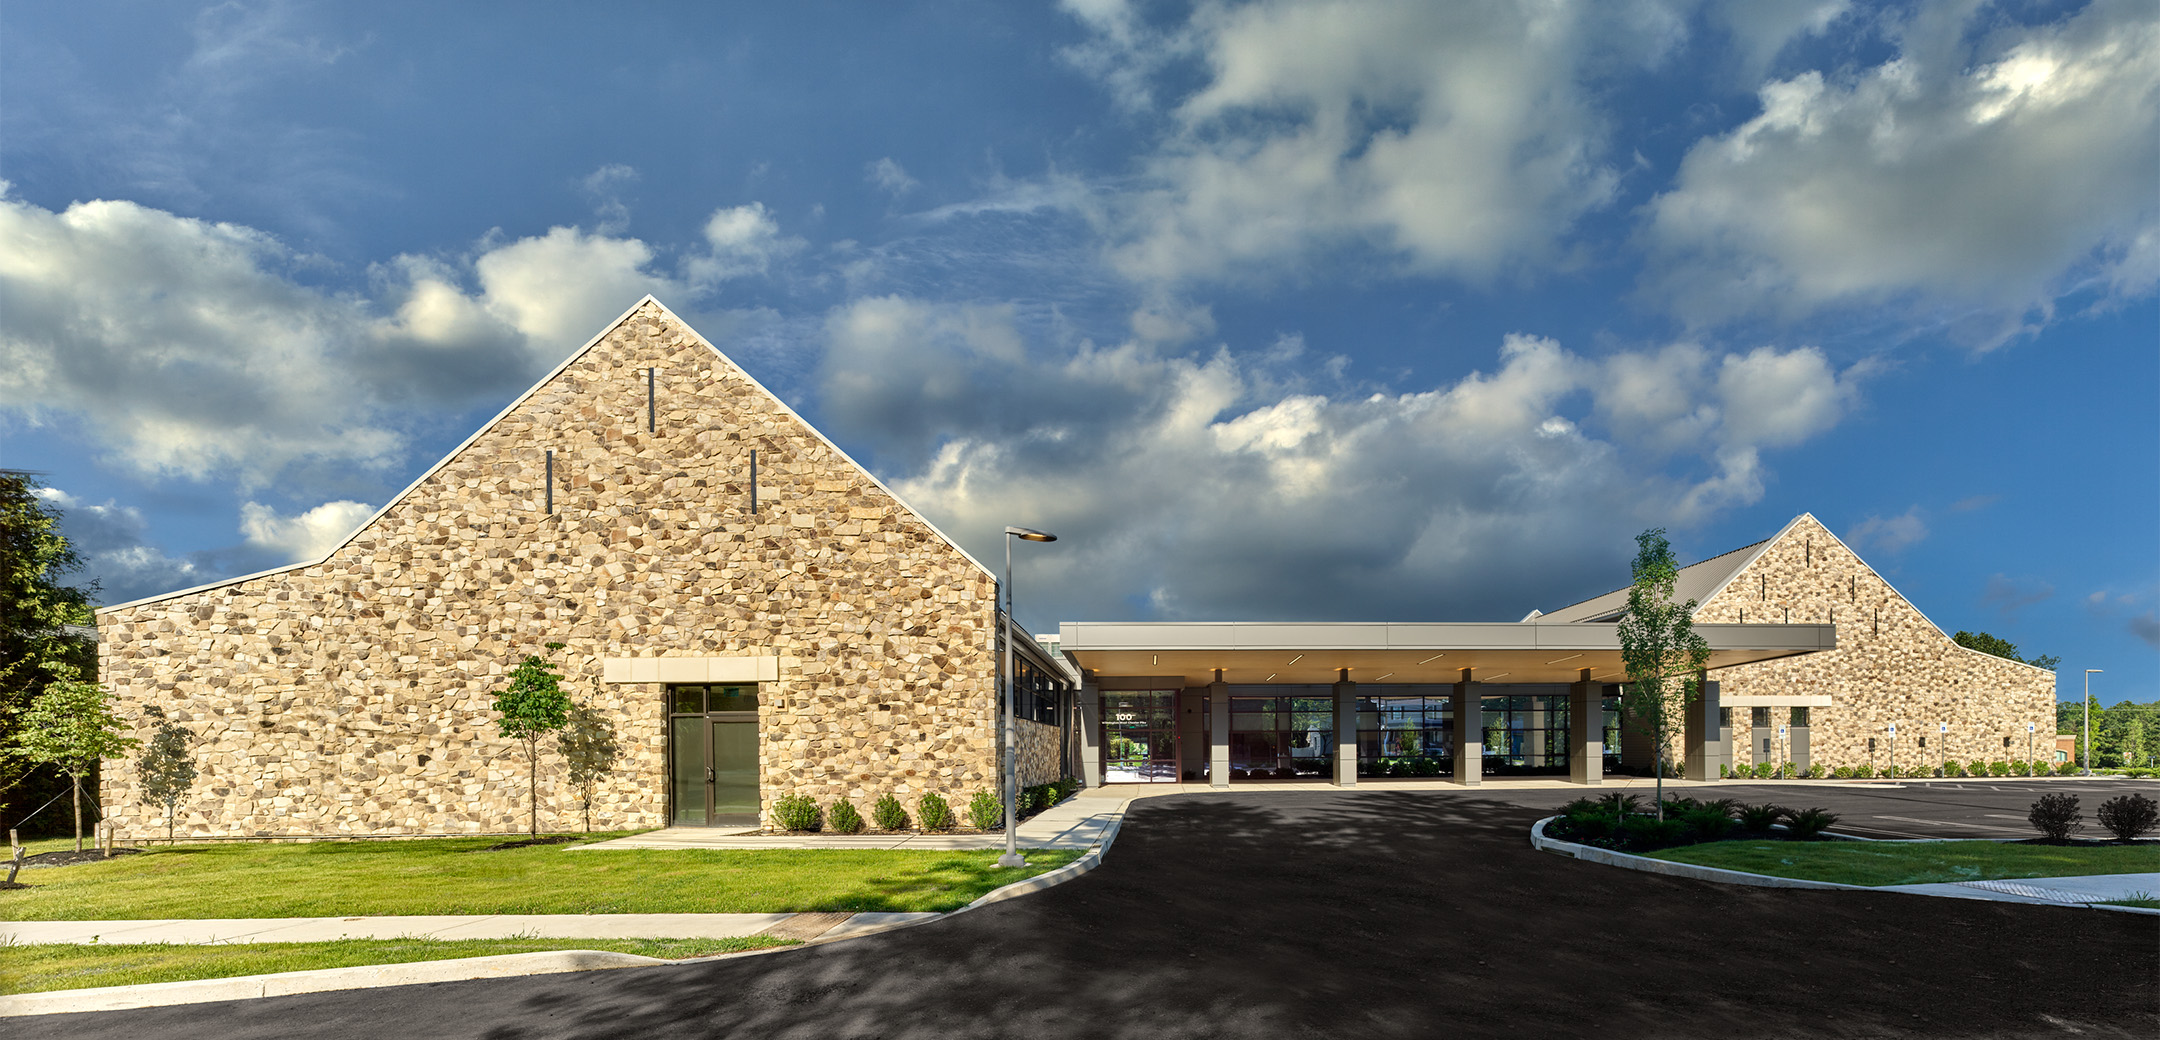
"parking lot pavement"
1697,779,2160,839
21,785,2156,1040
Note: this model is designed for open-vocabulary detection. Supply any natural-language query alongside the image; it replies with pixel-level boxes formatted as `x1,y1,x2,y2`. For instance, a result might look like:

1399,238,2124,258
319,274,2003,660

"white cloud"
0,188,771,487
866,158,920,196
1847,507,1928,554
1065,0,1681,286
820,295,1864,622
1645,0,2160,341
238,499,375,561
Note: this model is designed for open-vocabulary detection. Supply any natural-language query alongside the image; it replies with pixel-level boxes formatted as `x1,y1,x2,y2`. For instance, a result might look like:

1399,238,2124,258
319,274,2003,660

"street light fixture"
2084,669,2103,775
1000,526,1056,869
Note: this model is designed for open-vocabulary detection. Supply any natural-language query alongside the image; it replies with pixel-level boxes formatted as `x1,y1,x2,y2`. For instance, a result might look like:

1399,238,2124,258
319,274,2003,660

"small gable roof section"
98,296,991,614
1534,530,1776,624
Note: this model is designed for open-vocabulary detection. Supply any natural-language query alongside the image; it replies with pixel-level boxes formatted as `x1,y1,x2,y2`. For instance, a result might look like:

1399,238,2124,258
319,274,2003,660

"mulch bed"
16,847,144,869
472,835,582,851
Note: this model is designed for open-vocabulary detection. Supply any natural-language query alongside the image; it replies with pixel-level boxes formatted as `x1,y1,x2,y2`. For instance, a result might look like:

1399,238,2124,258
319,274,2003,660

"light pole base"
996,852,1027,869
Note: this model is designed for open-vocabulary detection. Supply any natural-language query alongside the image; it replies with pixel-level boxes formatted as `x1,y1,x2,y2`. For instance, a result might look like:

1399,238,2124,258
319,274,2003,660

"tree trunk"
529,738,539,836
1654,711,1665,822
168,802,176,845
71,773,83,853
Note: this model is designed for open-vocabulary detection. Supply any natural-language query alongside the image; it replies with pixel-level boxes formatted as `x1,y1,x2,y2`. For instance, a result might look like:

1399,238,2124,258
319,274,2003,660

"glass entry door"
1103,691,1179,782
668,684,760,826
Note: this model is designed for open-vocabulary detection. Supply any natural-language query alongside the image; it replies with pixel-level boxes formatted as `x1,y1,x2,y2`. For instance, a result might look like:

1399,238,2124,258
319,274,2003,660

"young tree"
12,665,138,851
136,704,198,844
0,473,99,831
557,695,619,832
493,642,572,835
1616,529,1711,820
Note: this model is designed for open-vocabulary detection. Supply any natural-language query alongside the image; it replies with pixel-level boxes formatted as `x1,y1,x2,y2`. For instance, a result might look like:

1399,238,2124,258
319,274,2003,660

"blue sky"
2,0,2154,703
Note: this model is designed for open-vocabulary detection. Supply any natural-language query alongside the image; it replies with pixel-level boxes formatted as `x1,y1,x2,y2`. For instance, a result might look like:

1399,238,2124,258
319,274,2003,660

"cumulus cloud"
819,295,1864,622
1645,0,2160,340
1847,507,1928,554
238,499,374,561
0,188,779,488
1064,0,1680,285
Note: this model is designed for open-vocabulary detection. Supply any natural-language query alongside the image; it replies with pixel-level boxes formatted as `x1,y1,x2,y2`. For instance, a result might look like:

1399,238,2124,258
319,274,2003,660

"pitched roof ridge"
1536,532,1772,620
97,296,992,615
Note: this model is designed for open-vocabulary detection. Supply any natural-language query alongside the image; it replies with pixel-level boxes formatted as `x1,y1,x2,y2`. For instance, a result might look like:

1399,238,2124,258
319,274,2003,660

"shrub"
1804,763,1824,779
1737,803,1786,831
1941,761,1963,778
1833,765,1855,780
1679,806,1736,843
2096,793,2158,841
2057,760,2080,776
1783,807,1840,839
1023,783,1057,814
1719,763,1731,779
1753,762,1775,780
918,792,955,831
2028,793,2083,841
772,793,823,832
1988,760,2011,777
871,793,909,831
1966,760,1985,777
828,799,865,835
1055,776,1081,800
1599,792,1646,816
1853,763,1874,779
1619,815,1690,851
967,790,1003,831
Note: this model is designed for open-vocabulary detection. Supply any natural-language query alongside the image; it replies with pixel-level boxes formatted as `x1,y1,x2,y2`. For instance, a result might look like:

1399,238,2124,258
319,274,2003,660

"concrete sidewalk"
1884,871,2160,907
573,789,1122,850
0,911,947,946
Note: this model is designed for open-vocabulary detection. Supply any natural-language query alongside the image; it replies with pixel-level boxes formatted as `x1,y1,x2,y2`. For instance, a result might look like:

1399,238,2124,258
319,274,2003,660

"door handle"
705,767,716,783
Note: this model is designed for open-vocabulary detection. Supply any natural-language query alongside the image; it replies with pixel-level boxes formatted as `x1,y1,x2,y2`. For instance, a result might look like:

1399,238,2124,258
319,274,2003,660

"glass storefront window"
1104,690,1179,783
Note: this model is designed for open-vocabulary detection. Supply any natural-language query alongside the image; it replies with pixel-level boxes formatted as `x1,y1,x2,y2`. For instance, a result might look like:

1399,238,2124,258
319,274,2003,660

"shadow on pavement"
23,791,2158,1040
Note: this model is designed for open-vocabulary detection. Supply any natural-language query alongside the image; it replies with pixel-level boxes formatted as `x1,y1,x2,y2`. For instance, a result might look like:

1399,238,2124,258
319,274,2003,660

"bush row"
1719,759,2085,780
1548,794,1841,853
769,776,1083,834
2028,792,2157,842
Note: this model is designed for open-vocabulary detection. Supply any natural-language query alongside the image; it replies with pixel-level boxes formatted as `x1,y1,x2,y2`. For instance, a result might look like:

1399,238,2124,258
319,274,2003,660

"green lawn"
1,833,1084,919
2,935,794,994
1645,839,2160,887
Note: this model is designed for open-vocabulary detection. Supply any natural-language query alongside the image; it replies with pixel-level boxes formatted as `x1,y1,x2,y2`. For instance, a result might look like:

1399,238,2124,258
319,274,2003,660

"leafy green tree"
0,473,99,831
557,695,619,833
1952,630,2059,670
1617,529,1710,820
494,642,572,835
136,704,198,844
12,665,138,851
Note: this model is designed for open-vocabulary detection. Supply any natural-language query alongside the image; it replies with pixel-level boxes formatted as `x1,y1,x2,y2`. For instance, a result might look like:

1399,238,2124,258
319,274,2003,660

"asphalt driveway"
19,785,2159,1040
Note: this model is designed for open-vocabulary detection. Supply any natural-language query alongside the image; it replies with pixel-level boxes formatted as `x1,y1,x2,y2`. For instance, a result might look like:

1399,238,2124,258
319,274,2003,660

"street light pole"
1000,526,1056,870
2083,669,2103,776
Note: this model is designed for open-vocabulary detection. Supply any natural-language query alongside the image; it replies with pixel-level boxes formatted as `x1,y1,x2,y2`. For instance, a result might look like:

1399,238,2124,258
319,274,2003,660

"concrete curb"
1,801,1134,1016
1530,816,2160,915
0,950,669,1018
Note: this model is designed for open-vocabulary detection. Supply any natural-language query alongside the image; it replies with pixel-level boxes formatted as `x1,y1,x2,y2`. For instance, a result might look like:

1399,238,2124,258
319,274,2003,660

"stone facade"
1695,514,2056,771
95,299,1057,837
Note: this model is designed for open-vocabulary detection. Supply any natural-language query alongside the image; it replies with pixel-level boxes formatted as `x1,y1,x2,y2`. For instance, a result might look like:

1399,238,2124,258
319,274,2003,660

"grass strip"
1644,839,2160,887
1,834,1084,919
1,935,794,994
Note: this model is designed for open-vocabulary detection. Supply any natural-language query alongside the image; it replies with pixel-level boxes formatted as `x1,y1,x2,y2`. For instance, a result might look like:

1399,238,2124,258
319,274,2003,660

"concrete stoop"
0,803,1132,1018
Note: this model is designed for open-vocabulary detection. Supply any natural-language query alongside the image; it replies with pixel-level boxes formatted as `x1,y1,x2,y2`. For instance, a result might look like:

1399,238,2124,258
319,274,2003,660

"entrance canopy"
1057,621,1836,687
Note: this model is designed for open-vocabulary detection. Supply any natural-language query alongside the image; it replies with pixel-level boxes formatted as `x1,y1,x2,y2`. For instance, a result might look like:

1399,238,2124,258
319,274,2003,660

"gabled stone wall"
97,301,1002,837
1697,514,2055,771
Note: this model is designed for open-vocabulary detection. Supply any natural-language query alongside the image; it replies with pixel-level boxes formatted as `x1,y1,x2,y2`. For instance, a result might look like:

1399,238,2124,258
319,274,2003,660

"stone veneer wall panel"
1694,515,2054,771
97,302,1001,837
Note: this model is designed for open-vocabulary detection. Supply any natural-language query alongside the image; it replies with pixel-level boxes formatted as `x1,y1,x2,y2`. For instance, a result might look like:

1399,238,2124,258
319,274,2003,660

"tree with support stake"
135,704,198,844
558,694,619,833
493,642,571,836
10,664,137,852
1617,529,1711,821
